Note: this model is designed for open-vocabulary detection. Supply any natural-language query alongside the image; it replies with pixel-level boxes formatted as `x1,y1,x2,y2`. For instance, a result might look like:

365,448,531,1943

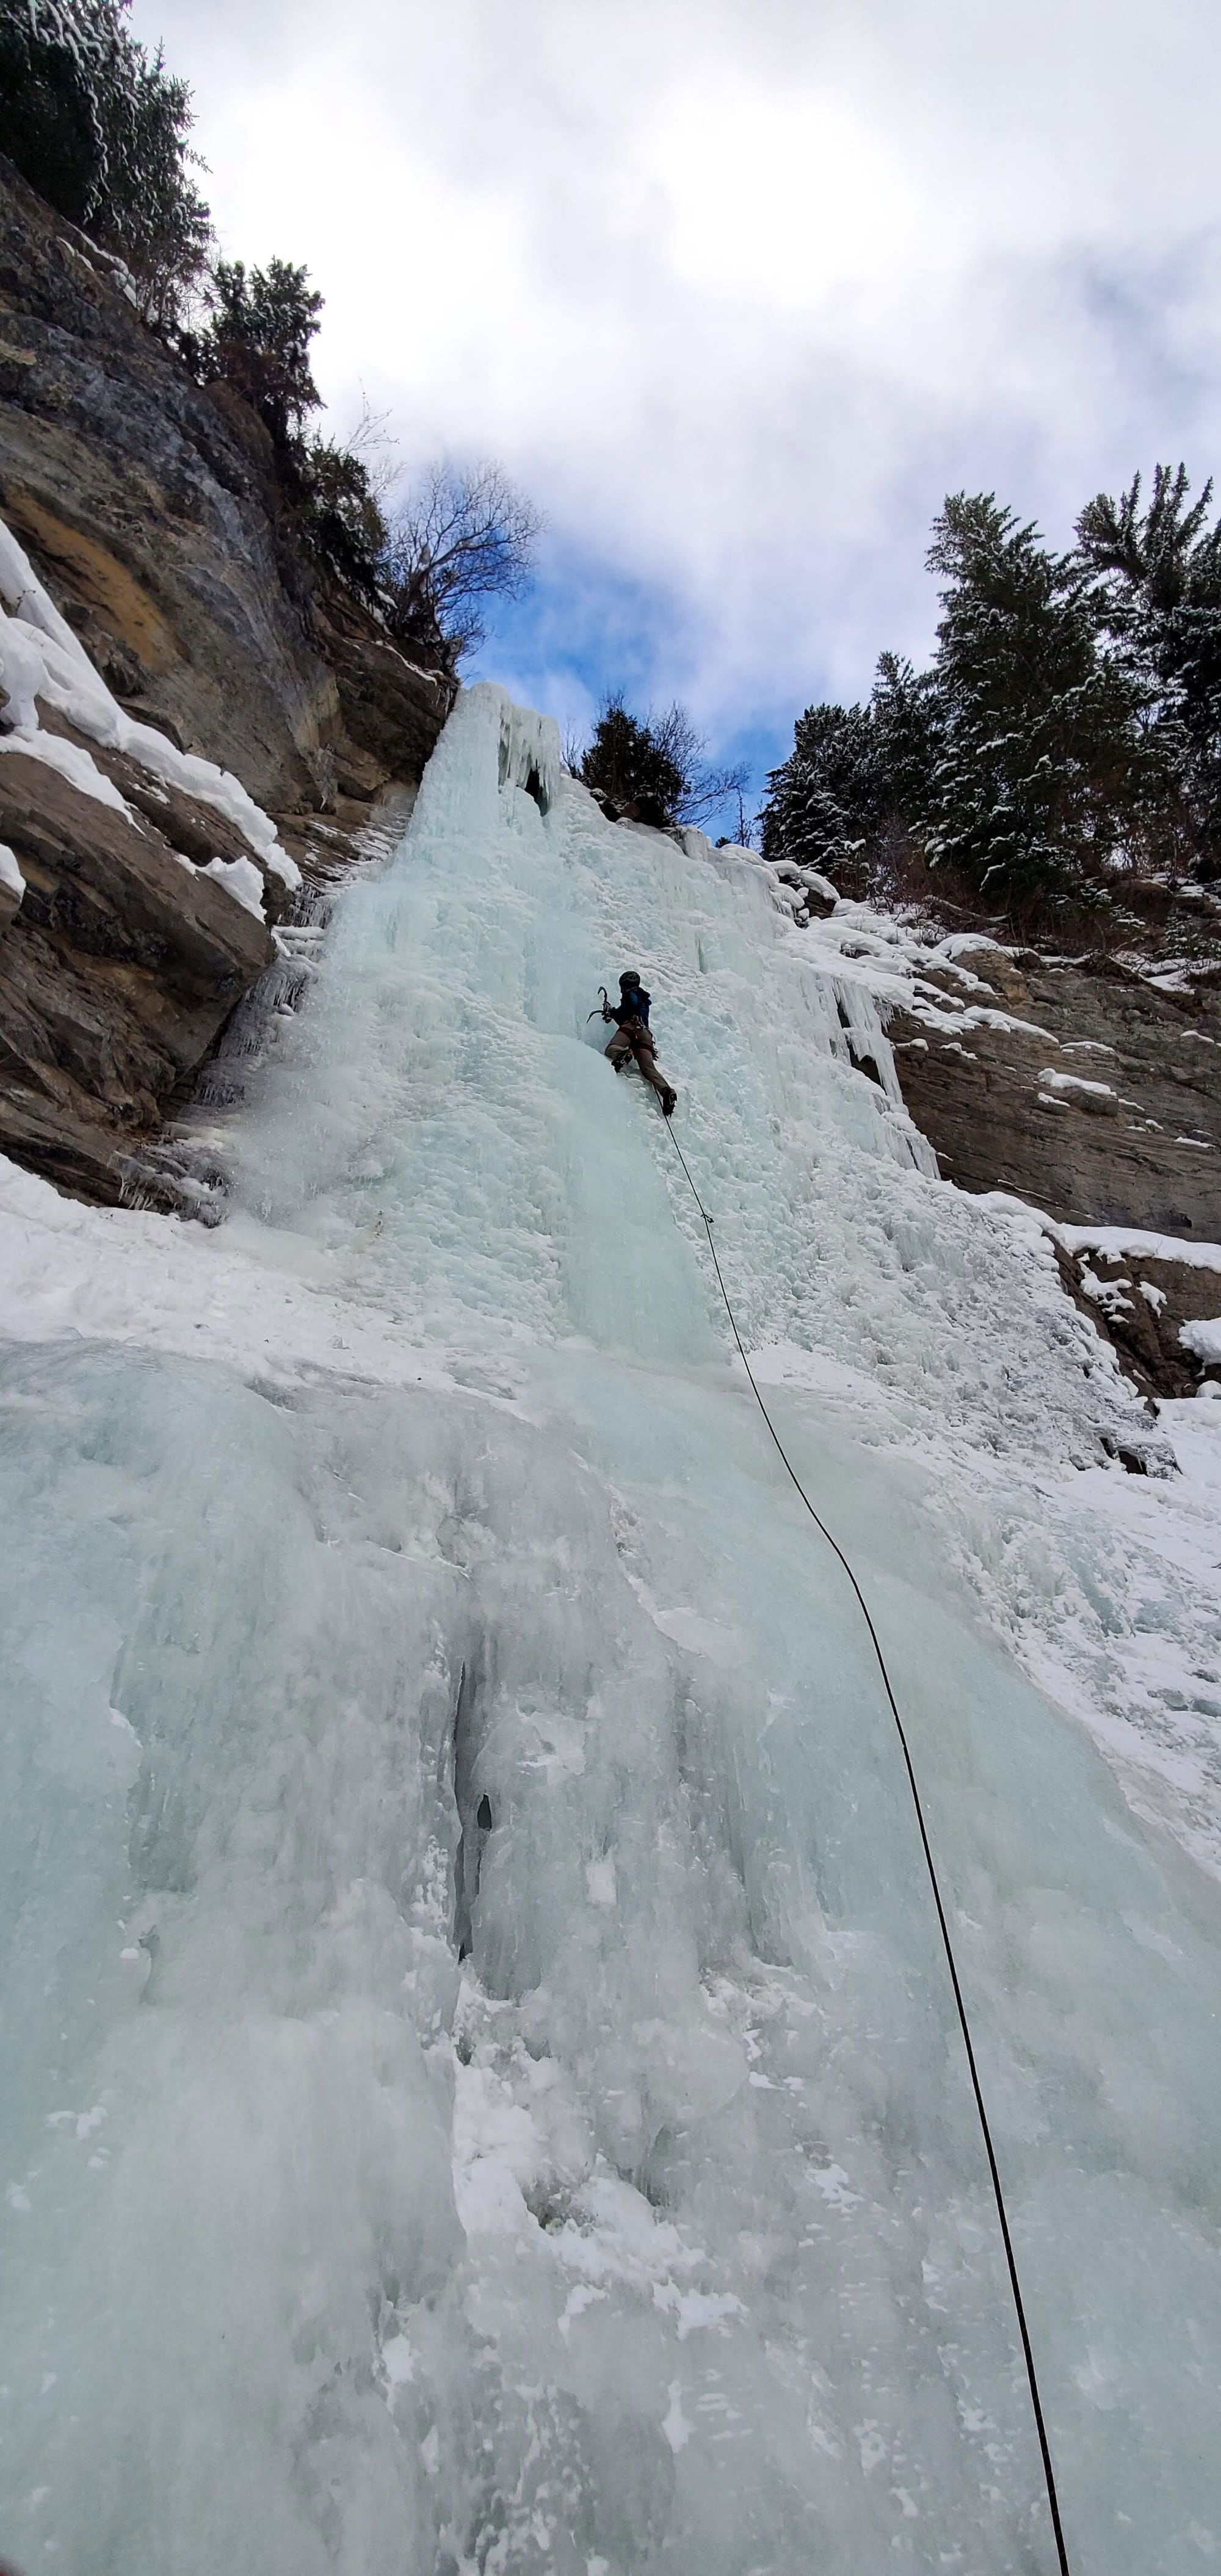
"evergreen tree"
1076,464,1221,877
188,264,400,604
0,0,103,227
871,650,940,822
579,696,747,830
0,0,211,322
292,438,387,602
925,493,1139,905
108,37,211,327
759,655,938,878
763,466,1221,922
581,697,687,827
760,700,880,872
195,257,323,450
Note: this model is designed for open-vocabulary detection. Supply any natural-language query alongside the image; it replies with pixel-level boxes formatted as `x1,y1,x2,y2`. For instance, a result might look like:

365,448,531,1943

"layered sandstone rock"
1048,1233,1221,1400
0,730,275,1203
0,154,455,811
790,895,1221,1396
886,942,1220,1239
0,154,457,1205
888,946,1221,1392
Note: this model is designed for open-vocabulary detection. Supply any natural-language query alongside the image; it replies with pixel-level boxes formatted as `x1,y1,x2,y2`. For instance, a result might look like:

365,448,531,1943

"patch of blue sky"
466,535,794,837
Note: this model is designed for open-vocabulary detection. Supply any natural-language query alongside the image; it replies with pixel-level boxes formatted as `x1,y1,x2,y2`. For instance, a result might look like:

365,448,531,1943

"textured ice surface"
1,685,1220,2574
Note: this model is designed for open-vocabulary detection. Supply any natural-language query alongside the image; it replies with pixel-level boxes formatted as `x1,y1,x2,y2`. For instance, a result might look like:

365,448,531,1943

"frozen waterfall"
1,684,1219,2575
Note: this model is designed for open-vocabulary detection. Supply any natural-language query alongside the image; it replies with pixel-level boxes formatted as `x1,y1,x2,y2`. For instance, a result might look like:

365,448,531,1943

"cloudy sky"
133,0,1221,809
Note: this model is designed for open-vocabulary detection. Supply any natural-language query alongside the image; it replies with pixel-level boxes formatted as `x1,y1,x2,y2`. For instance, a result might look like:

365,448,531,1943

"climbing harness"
657,1102,1073,2576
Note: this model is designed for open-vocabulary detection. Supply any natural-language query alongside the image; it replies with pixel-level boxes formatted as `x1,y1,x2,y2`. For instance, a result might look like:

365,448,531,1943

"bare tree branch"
650,703,750,826
382,460,543,662
342,392,398,507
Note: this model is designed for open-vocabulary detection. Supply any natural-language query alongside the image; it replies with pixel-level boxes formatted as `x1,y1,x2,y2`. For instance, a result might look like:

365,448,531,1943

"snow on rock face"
0,595,46,731
0,515,295,1199
1053,1224,1221,1272
0,839,24,917
0,518,299,906
816,906,1221,1246
1,684,1220,2573
1038,1066,1118,1099
199,853,270,920
1034,1222,1221,1398
0,714,134,815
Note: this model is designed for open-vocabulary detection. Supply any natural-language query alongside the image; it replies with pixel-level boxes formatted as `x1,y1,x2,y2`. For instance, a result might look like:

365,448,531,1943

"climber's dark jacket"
609,981,651,1029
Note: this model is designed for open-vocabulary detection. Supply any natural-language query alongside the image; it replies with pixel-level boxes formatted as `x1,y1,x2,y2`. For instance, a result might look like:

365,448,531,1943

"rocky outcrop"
0,507,316,1201
886,942,1221,1237
0,732,273,1203
0,154,455,811
309,586,455,801
0,154,458,1209
0,157,332,806
885,944,1221,1395
793,897,1221,1397
1049,1234,1221,1400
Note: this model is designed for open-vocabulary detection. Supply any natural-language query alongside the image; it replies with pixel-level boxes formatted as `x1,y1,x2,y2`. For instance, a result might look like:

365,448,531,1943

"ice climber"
597,971,678,1118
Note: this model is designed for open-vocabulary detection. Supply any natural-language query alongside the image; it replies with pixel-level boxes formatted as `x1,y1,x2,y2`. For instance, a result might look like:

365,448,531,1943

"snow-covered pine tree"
759,654,938,885
760,701,880,877
925,493,1140,909
1076,464,1221,880
870,649,941,826
0,0,211,324
197,258,324,452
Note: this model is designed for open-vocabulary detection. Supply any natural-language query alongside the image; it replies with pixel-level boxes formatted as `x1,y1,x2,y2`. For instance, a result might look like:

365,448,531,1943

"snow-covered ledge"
0,518,300,919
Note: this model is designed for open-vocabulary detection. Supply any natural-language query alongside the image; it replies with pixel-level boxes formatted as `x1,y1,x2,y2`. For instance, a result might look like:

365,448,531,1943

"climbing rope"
658,1105,1073,2576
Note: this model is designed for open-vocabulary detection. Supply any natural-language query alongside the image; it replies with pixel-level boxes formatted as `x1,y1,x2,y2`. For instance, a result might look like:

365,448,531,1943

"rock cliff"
885,939,1220,1237
885,939,1221,1395
791,891,1221,1399
0,154,455,806
0,155,456,1205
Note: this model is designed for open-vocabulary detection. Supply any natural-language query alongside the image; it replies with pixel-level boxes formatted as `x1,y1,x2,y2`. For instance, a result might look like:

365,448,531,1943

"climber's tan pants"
606,1025,672,1099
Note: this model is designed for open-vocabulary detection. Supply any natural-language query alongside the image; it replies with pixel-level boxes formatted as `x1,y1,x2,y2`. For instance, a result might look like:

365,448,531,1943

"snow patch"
0,722,133,817
199,855,267,921
1052,1226,1221,1274
0,516,299,908
1038,1068,1117,1098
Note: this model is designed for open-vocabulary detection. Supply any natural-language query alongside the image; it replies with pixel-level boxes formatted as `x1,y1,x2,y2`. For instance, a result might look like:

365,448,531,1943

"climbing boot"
659,1085,677,1119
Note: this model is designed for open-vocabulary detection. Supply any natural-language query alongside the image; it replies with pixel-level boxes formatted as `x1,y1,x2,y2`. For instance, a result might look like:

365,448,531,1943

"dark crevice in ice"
452,1657,492,1960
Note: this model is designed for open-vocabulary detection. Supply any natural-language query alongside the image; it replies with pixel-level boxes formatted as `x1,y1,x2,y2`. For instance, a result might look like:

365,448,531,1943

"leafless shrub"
382,460,543,663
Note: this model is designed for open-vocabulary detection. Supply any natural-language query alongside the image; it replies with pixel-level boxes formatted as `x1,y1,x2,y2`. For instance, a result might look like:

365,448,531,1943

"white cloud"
133,0,1221,744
